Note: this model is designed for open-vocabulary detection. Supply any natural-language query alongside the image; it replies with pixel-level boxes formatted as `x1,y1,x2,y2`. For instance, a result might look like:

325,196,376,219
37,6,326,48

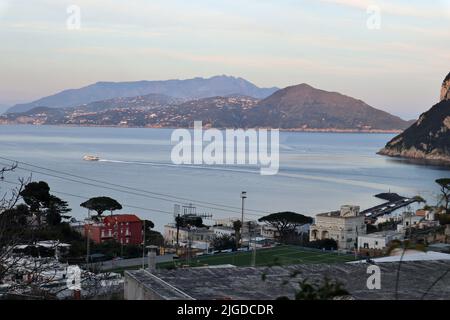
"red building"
85,214,143,245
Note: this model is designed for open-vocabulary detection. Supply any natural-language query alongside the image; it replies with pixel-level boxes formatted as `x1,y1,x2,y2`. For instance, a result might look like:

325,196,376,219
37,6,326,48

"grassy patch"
157,245,356,269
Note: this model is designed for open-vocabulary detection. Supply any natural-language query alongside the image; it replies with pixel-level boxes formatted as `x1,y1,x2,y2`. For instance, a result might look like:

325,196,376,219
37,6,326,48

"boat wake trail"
98,159,409,193
99,159,260,174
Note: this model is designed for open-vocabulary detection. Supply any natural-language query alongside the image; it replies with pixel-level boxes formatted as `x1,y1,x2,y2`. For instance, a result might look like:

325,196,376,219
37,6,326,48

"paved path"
98,254,175,271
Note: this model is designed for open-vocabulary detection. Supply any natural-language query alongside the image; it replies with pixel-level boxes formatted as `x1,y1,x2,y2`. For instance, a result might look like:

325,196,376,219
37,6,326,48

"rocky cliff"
379,72,450,163
441,72,450,102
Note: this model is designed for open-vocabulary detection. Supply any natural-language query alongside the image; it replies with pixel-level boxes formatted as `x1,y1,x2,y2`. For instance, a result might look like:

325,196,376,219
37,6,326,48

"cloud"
318,0,448,19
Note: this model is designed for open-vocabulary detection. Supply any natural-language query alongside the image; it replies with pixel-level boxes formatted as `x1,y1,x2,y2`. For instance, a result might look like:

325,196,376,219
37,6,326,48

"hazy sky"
0,0,449,119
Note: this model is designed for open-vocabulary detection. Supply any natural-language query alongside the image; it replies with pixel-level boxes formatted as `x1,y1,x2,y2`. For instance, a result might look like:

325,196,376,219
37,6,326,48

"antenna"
173,204,180,219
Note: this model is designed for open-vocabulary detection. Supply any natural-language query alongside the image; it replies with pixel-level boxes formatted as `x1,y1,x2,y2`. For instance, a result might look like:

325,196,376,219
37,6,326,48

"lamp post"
240,192,247,246
142,220,146,269
85,210,92,272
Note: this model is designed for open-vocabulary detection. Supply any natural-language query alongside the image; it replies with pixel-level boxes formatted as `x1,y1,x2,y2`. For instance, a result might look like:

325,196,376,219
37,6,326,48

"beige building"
310,205,366,251
164,224,214,245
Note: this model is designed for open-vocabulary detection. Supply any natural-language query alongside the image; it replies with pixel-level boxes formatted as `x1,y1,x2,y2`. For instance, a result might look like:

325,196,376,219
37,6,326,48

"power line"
0,179,174,216
0,161,268,219
0,156,269,216
0,161,253,217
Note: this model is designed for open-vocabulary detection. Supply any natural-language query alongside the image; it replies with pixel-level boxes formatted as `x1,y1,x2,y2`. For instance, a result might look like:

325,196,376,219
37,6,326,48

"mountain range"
379,72,450,163
7,75,278,114
1,75,412,131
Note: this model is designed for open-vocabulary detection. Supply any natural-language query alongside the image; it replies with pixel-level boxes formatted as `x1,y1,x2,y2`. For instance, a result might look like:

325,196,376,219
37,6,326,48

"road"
97,254,175,271
361,197,419,219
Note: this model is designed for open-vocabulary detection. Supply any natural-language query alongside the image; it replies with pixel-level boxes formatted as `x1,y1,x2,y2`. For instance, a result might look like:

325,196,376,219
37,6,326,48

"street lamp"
240,192,247,246
240,191,247,227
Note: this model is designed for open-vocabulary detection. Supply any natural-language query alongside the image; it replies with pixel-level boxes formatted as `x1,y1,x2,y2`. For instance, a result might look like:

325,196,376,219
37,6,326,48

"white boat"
83,155,100,161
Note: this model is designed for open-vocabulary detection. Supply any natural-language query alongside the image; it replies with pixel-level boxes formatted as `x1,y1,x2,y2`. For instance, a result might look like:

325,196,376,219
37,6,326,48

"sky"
0,0,449,119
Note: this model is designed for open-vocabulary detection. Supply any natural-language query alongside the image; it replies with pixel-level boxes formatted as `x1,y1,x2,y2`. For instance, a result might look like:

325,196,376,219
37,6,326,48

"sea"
0,125,449,232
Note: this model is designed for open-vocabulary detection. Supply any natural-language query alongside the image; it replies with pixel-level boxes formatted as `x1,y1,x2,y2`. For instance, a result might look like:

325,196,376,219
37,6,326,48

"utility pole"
142,220,146,269
85,210,91,272
187,228,192,266
251,223,257,267
241,191,247,246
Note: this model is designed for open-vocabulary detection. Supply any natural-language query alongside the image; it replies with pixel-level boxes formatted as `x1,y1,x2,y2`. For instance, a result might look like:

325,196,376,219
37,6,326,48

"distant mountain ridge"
246,84,411,130
379,72,450,163
7,75,279,113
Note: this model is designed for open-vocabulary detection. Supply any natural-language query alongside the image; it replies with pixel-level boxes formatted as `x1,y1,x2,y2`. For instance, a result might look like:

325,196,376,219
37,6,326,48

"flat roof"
350,251,450,264
126,260,450,300
316,211,362,218
316,211,341,217
359,231,403,239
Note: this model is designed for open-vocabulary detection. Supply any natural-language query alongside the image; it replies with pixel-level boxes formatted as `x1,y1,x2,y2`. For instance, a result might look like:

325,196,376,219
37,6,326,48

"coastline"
0,123,403,134
378,147,450,166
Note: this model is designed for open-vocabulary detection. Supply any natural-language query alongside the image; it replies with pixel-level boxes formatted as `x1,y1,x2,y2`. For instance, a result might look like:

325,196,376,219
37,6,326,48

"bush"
212,235,236,251
438,214,450,226
306,239,338,250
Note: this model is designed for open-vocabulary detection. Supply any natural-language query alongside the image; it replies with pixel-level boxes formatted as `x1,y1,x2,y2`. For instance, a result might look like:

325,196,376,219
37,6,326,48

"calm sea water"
0,125,448,232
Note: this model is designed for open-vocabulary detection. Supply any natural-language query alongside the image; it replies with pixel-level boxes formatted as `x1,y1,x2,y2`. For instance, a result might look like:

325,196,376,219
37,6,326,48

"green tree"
233,220,242,249
295,278,349,300
146,230,164,247
174,214,204,247
0,204,30,247
436,179,450,211
143,219,164,247
20,181,71,226
259,212,313,243
307,239,338,250
175,215,184,248
80,197,122,217
211,234,236,251
46,195,71,226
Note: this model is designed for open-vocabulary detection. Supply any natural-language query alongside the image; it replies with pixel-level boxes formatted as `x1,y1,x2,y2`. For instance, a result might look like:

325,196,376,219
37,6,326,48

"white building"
214,218,239,228
164,224,214,245
358,231,403,250
212,226,235,238
397,212,423,233
310,205,366,251
261,225,279,240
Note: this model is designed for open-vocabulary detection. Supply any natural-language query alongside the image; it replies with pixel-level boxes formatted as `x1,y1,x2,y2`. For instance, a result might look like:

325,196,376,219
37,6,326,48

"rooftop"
316,210,341,217
104,214,141,223
126,260,450,300
350,251,450,264
359,231,403,239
